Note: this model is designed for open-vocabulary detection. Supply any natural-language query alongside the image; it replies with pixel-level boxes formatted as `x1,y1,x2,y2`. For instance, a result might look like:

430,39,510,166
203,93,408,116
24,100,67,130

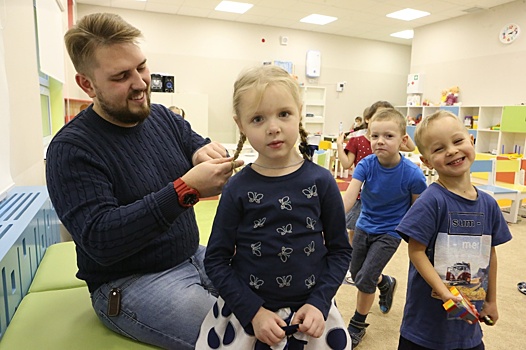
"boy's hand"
252,307,286,346
480,300,498,326
292,304,325,338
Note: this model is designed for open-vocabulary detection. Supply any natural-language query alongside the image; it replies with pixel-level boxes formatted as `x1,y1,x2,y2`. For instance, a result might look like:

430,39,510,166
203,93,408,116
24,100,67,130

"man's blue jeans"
91,246,217,349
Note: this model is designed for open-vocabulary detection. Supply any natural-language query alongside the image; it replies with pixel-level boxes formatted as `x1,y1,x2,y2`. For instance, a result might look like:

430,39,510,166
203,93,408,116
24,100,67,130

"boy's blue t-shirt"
396,183,512,349
352,154,427,238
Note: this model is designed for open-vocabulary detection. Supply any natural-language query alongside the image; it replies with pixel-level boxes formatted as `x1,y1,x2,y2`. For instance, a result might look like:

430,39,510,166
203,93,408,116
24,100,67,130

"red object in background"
261,38,265,42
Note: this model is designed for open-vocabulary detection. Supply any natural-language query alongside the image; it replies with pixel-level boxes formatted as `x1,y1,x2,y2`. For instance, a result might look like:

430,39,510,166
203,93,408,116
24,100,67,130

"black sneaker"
347,319,369,348
348,327,366,347
379,275,397,314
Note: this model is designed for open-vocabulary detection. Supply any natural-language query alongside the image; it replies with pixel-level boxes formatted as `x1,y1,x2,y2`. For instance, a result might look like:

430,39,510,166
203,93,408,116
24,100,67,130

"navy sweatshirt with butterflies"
204,161,352,327
45,104,210,293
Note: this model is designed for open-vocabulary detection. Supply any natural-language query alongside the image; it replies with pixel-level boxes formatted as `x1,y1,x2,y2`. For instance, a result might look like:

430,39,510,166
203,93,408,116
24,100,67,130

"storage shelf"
302,86,326,135
398,105,526,157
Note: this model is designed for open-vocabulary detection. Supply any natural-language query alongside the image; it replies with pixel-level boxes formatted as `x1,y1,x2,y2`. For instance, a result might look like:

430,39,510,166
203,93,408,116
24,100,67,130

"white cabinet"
301,86,326,135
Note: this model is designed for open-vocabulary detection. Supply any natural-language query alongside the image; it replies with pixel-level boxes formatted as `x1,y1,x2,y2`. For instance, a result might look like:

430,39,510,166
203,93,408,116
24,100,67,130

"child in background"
336,101,416,284
342,108,427,347
353,116,365,131
196,65,352,349
169,105,185,118
396,111,512,349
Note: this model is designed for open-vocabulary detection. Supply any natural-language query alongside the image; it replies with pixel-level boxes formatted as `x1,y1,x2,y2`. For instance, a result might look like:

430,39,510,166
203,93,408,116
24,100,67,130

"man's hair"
414,110,462,153
64,13,143,76
368,108,407,136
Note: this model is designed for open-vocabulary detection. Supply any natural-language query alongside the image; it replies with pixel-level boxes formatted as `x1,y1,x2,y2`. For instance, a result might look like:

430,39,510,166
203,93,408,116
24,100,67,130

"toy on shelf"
442,286,494,325
445,86,460,106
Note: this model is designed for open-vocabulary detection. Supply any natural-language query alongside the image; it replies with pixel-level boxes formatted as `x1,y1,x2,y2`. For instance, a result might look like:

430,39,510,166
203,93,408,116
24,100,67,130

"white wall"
411,0,526,106
5,0,46,186
76,5,411,141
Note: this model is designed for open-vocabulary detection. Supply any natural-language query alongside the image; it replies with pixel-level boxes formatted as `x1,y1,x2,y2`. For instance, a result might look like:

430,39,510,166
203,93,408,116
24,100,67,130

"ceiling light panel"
300,14,337,25
386,8,430,21
215,1,253,14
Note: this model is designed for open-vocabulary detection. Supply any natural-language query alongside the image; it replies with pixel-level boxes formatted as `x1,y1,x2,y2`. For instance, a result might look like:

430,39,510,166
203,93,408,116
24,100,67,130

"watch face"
183,193,199,206
500,23,520,44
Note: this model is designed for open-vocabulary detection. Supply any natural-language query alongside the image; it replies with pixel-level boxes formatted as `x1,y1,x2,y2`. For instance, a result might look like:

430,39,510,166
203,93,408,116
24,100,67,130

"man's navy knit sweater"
46,104,210,292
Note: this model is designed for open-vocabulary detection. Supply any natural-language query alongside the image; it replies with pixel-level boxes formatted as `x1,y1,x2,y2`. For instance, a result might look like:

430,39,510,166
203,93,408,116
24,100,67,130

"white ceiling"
75,0,517,45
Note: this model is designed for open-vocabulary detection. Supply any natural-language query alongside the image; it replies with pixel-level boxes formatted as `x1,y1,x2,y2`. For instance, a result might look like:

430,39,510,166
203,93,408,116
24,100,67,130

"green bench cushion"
28,241,86,292
0,287,157,349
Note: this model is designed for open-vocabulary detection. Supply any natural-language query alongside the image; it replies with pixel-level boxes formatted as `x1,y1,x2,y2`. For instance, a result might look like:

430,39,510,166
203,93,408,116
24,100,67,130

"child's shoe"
379,275,397,314
347,318,369,347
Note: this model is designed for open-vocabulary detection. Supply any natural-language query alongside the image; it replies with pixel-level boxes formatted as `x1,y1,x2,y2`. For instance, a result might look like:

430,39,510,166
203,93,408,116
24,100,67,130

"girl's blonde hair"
232,65,310,160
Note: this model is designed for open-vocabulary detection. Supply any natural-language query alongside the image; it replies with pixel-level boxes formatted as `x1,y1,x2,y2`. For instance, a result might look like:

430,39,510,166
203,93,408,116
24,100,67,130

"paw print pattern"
205,302,235,349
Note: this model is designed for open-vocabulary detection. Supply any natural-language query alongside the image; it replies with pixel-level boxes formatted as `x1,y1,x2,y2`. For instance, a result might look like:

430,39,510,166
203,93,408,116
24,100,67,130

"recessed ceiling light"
390,30,414,39
300,14,337,25
386,8,429,21
215,1,253,14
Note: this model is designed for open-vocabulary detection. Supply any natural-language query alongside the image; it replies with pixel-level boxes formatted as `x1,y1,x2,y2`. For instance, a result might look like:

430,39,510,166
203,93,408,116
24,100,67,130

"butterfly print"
253,217,266,229
248,192,264,204
305,275,316,289
306,217,316,230
276,223,292,236
249,274,264,289
278,196,292,210
278,246,293,262
251,242,262,256
276,275,292,288
304,241,315,256
302,185,318,198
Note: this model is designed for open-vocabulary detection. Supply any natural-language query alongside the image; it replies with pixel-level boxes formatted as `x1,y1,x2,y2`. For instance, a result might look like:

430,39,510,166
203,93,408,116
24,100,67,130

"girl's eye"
454,138,464,144
280,111,290,118
252,116,263,123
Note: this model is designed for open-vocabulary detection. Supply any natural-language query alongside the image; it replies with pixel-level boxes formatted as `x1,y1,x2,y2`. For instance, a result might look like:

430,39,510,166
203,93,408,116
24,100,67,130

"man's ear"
75,73,96,98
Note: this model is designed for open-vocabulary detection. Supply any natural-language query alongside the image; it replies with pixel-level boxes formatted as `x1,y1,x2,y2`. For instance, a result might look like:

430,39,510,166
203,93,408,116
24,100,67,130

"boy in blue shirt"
396,110,512,349
343,108,427,347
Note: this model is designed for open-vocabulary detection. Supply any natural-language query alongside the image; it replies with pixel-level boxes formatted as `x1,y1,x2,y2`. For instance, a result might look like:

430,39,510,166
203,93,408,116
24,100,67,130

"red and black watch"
173,178,200,208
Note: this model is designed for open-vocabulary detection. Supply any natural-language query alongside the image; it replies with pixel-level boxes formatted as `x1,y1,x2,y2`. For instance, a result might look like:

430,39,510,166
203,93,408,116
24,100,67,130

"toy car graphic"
446,262,471,285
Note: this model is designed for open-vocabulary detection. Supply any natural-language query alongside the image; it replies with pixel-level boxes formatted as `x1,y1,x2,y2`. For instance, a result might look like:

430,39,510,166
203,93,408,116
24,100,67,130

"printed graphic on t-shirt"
432,212,492,319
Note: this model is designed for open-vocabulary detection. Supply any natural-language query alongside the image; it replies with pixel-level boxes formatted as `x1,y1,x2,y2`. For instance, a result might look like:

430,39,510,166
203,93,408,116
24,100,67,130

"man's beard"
98,89,151,125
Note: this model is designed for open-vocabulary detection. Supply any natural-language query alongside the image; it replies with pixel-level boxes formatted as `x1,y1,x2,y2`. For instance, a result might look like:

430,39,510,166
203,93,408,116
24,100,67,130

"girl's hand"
252,307,286,346
292,304,325,338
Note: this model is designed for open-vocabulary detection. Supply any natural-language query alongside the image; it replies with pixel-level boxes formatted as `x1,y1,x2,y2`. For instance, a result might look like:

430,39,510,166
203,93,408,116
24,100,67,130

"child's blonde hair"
368,108,406,136
231,65,310,160
414,111,463,154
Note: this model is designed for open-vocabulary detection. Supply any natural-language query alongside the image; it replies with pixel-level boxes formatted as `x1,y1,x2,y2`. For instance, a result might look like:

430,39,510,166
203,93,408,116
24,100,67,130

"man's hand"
192,142,230,165
181,157,243,198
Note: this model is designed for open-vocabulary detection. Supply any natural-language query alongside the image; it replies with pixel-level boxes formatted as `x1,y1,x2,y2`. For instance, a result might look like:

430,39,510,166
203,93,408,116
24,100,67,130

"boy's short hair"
414,111,464,154
368,108,406,136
